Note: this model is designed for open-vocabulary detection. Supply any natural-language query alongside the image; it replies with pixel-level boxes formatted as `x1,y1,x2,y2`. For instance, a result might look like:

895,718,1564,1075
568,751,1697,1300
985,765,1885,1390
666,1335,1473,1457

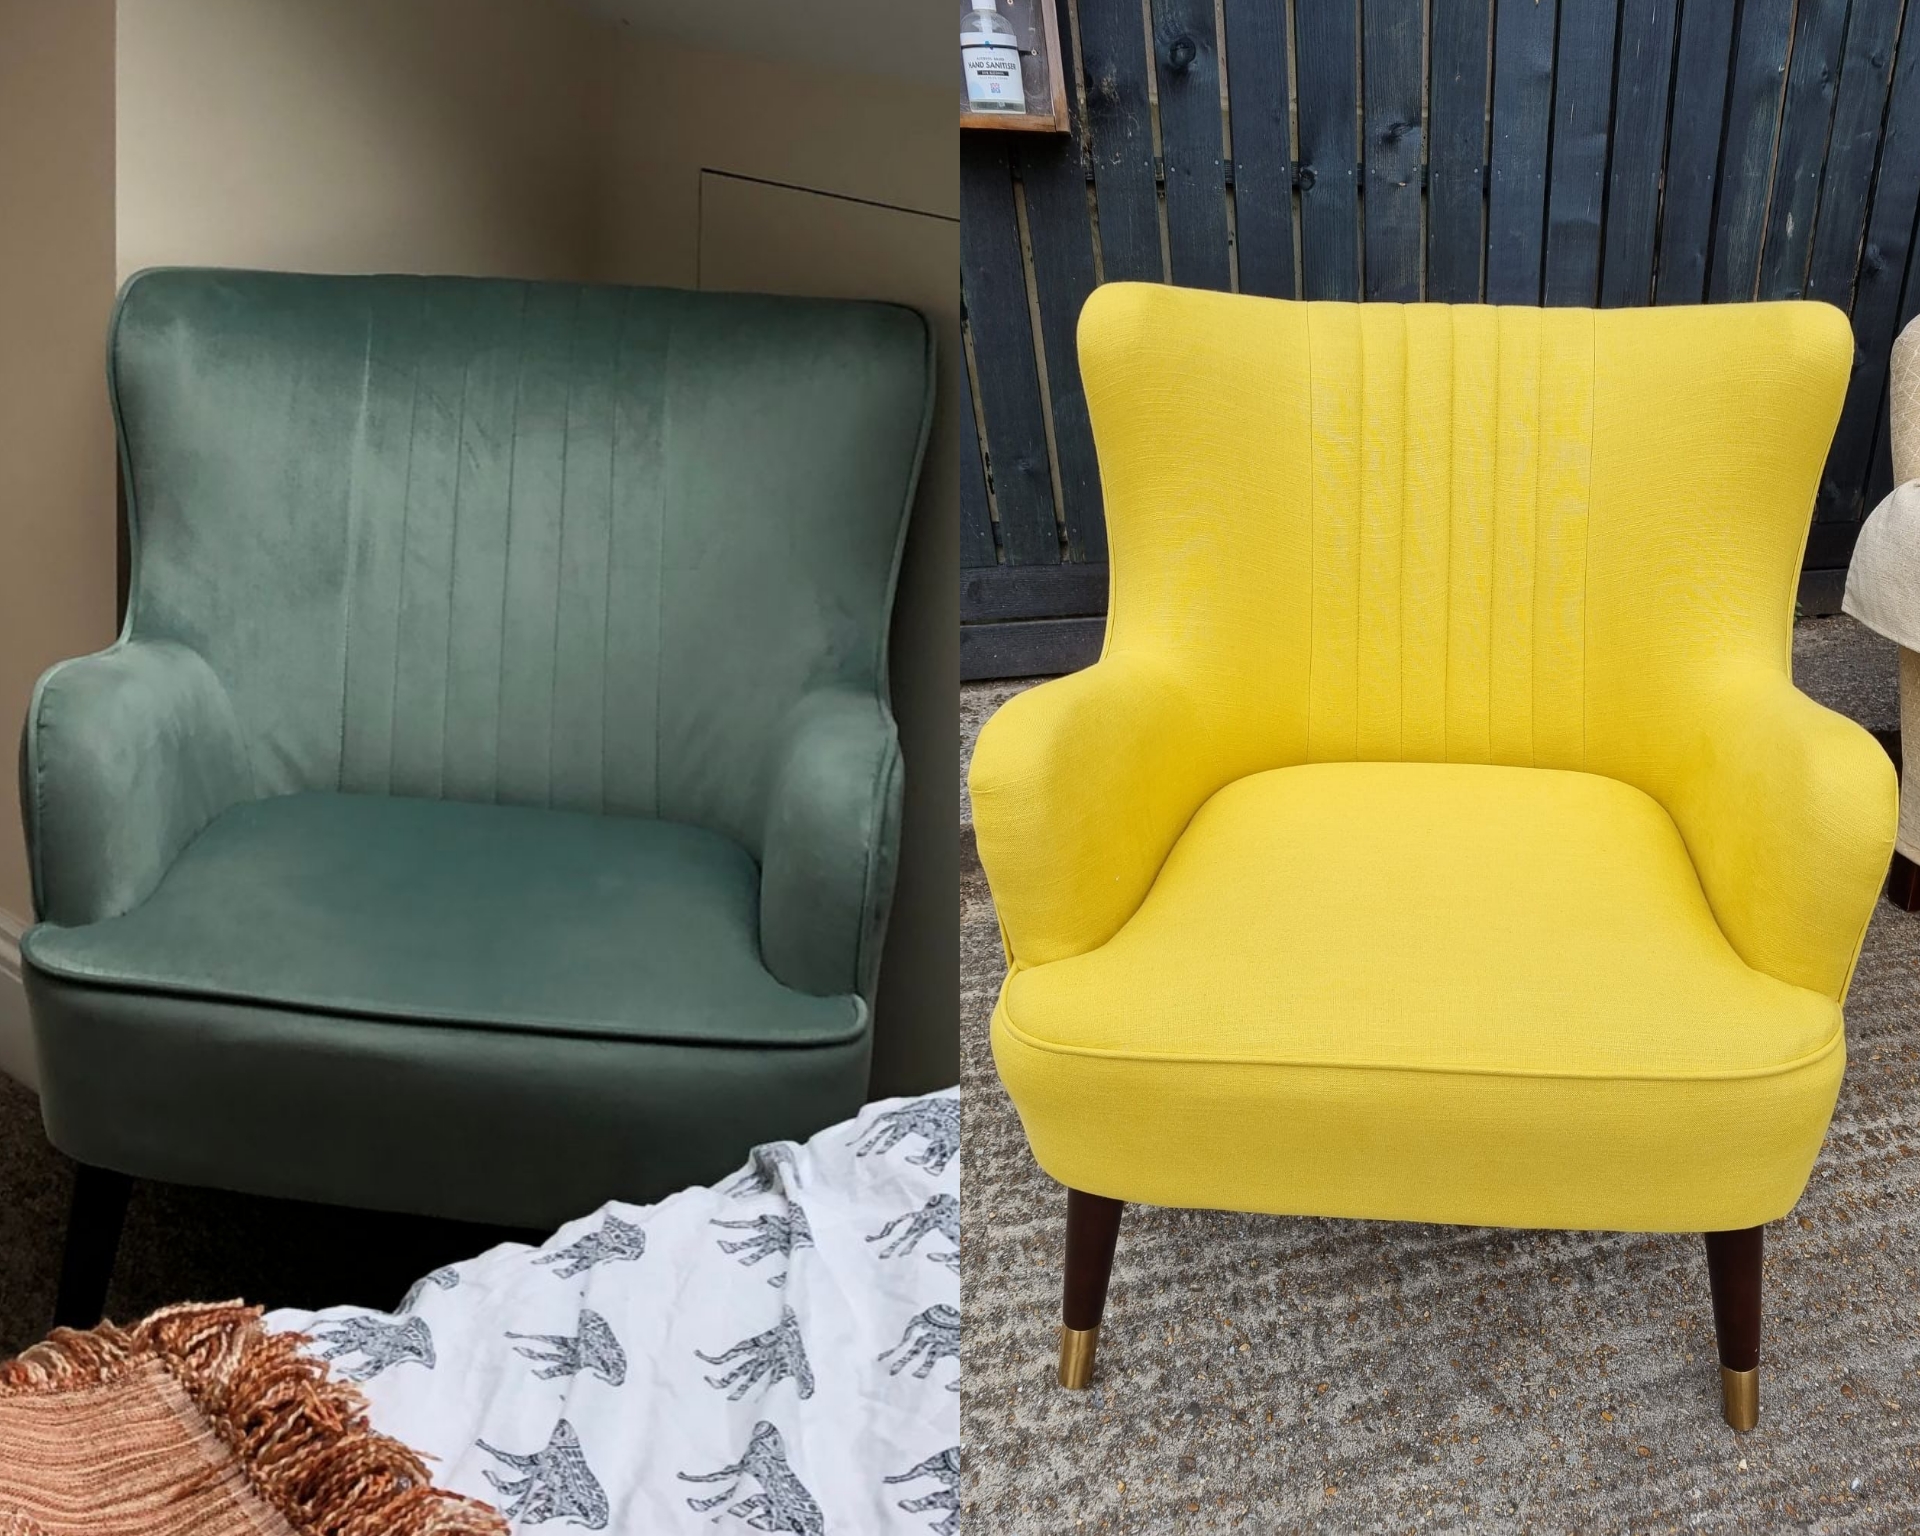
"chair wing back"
109,268,933,850
1078,283,1851,796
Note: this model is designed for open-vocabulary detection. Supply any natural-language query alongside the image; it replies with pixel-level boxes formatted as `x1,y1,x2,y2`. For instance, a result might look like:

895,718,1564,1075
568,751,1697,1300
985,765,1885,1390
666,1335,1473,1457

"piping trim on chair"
992,991,1845,1084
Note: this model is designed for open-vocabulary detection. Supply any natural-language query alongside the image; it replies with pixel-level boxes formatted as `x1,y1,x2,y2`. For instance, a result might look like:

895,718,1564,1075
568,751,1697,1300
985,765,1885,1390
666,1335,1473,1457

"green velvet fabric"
24,792,862,1046
759,687,904,1000
25,969,869,1227
18,268,932,1220
24,640,250,928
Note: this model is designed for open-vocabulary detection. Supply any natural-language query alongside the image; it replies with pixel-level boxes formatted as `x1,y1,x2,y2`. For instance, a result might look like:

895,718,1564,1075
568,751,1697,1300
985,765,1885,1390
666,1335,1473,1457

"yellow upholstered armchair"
970,284,1896,1430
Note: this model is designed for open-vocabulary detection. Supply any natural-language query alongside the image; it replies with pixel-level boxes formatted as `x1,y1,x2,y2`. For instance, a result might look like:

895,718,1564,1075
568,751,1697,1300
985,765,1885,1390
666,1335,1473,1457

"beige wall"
584,38,957,287
116,0,603,281
589,41,957,1095
0,0,118,947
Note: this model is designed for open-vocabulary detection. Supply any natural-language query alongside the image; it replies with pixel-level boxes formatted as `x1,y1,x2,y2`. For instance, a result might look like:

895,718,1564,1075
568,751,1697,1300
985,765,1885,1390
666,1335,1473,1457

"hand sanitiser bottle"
962,0,1023,114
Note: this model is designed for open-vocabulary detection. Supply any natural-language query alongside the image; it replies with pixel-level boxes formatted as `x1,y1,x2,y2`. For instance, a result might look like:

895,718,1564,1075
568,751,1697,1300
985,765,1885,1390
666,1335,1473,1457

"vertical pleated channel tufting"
114,268,927,854
336,280,673,815
1303,303,1594,770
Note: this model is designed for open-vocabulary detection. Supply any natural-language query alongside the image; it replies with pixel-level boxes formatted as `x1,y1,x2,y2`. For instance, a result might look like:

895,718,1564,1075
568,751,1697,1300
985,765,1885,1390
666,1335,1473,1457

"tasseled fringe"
0,1303,506,1536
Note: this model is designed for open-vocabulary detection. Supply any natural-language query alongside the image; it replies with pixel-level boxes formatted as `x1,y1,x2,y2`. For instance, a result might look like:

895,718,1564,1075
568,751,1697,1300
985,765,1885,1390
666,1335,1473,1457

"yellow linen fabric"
995,762,1843,1230
973,287,1894,1232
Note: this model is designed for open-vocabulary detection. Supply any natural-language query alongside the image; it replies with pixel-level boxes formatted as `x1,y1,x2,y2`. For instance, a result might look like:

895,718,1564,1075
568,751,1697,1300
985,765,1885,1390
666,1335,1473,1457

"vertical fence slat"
1709,0,1796,301
959,343,998,568
1862,209,1920,513
1080,0,1164,283
1015,2,1107,564
960,136,1060,566
1543,0,1622,307
1816,15,1920,525
1758,0,1853,299
1296,1,1363,299
1223,0,1298,299
1427,0,1492,302
964,0,1920,668
1806,0,1905,308
1655,0,1740,304
1804,520,1860,571
1362,0,1426,300
1487,0,1557,304
1152,0,1232,290
1599,0,1678,307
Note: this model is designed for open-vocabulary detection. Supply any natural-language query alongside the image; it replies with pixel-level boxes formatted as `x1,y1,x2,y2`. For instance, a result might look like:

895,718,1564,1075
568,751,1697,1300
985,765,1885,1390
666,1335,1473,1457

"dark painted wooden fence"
961,0,1920,679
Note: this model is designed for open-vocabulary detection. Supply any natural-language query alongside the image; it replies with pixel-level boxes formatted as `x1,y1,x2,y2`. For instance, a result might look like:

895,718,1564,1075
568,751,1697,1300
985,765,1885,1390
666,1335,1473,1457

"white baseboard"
0,908,37,1092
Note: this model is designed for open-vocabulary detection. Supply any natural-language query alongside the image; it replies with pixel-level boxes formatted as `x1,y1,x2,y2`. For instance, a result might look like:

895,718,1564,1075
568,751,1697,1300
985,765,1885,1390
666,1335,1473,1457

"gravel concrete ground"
961,615,1920,1533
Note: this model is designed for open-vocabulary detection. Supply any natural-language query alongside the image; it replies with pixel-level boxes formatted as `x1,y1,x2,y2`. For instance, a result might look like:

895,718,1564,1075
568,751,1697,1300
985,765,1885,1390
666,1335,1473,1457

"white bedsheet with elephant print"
267,1091,960,1534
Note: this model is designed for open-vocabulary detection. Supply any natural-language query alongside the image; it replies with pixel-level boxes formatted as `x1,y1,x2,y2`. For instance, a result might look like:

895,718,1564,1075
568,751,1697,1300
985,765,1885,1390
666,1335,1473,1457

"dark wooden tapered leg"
1889,851,1920,912
1704,1226,1763,1431
1059,1189,1124,1388
53,1165,132,1331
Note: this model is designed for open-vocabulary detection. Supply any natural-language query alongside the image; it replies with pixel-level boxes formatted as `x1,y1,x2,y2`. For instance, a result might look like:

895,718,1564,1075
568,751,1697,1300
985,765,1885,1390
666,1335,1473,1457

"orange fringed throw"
0,1303,504,1536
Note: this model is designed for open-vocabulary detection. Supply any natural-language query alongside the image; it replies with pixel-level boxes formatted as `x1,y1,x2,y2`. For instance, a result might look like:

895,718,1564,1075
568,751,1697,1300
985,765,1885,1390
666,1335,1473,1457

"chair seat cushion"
992,761,1846,1232
24,791,860,1050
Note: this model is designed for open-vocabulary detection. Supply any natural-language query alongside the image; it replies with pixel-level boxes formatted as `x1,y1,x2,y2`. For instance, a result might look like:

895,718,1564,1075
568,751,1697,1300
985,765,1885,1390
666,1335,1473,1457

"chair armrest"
969,655,1212,967
22,640,252,928
758,688,903,1000
1663,667,1896,1001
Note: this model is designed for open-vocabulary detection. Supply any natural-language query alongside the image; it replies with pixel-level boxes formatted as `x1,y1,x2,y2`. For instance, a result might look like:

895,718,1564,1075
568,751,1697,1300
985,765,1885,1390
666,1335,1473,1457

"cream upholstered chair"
1843,315,1920,905
970,284,1896,1430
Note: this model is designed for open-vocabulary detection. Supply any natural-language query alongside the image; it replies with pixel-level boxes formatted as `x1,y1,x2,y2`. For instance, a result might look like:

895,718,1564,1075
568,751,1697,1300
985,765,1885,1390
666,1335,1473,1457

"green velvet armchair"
19,269,932,1320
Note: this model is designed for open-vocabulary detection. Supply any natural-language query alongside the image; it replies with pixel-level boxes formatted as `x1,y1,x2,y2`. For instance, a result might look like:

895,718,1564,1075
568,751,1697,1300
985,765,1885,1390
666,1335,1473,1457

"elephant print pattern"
678,1421,825,1536
880,1305,962,1390
724,1140,804,1199
507,1308,627,1386
869,1193,959,1260
851,1097,960,1174
886,1447,961,1536
534,1213,647,1278
309,1314,436,1378
478,1420,610,1530
712,1202,815,1287
399,1264,460,1314
698,1305,817,1401
265,1091,958,1533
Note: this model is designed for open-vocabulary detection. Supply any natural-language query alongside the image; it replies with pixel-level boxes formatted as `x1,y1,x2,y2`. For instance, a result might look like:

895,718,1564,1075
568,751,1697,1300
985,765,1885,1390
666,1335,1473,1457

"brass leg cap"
1721,1366,1759,1432
1058,1325,1100,1389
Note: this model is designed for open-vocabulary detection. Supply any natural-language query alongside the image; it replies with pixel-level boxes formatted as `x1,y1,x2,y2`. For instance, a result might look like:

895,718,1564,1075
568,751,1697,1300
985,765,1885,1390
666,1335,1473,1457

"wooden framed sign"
959,0,1068,133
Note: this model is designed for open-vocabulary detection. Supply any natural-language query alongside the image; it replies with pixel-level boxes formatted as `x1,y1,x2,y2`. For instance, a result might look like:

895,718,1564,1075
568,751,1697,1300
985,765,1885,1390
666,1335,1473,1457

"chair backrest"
1078,283,1850,788
1891,314,1920,485
110,268,933,852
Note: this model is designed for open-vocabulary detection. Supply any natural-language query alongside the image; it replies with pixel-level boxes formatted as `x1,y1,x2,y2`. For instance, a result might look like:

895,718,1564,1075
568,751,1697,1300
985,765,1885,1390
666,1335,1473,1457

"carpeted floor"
960,615,1920,1533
